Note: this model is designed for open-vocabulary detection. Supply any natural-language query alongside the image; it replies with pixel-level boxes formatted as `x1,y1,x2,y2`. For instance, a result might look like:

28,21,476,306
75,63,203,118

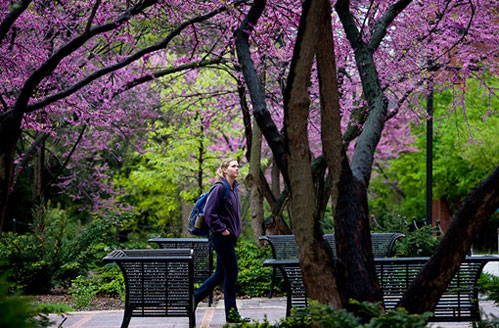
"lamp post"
426,83,433,226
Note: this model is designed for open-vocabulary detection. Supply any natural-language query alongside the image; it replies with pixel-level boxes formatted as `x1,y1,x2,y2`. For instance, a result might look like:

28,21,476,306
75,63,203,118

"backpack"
186,180,230,236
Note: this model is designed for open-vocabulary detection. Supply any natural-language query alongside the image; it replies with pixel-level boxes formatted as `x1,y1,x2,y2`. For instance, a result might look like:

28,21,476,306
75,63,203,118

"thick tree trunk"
0,111,23,237
399,165,499,313
314,0,381,308
334,157,383,308
284,0,342,308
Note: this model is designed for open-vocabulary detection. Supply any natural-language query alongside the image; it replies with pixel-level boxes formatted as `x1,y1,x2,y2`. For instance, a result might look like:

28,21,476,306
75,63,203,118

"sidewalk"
49,297,499,328
49,297,287,328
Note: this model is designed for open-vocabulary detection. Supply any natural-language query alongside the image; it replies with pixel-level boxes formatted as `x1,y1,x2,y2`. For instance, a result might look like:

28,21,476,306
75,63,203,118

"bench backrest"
277,257,487,322
260,233,405,260
376,258,485,321
103,249,194,317
148,238,213,285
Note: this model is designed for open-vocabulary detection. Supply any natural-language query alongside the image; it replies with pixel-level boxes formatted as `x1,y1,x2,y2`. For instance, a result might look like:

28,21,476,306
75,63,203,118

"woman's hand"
222,229,230,236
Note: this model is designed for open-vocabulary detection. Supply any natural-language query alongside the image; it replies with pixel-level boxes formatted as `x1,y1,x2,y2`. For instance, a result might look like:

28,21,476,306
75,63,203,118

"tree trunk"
248,122,265,246
271,159,280,198
284,0,342,308
334,158,383,308
32,140,45,203
0,110,23,237
399,165,499,313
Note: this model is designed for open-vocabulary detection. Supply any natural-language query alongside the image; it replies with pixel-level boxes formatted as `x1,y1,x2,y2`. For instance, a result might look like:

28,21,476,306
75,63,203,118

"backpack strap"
220,180,230,200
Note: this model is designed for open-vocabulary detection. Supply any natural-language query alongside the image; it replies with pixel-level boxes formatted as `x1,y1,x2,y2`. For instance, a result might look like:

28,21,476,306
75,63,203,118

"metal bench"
259,233,405,297
148,237,214,306
264,255,499,321
102,249,195,328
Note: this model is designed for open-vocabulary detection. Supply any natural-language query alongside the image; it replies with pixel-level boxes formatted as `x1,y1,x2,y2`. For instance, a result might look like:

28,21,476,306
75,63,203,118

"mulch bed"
31,292,124,311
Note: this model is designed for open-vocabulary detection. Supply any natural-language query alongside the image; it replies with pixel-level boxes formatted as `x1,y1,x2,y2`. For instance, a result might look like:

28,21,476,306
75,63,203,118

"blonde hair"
215,158,238,181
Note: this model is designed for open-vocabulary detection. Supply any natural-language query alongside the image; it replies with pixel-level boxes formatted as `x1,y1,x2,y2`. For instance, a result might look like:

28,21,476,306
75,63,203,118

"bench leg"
120,315,131,328
269,267,277,298
189,312,196,328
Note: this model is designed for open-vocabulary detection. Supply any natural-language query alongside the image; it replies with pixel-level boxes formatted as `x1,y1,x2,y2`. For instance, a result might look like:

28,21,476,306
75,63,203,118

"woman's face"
223,160,240,179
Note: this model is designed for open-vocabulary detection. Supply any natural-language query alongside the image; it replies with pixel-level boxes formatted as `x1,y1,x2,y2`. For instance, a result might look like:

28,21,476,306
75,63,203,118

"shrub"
0,202,115,294
477,272,499,305
69,276,98,309
0,273,58,328
224,300,432,328
393,225,440,257
236,239,282,297
92,264,126,301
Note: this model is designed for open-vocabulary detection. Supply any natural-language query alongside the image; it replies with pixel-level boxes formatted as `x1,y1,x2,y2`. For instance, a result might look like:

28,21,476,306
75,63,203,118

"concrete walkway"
48,296,499,328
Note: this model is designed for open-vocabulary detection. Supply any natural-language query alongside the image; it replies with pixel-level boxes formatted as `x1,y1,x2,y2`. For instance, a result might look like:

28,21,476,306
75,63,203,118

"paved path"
48,297,499,328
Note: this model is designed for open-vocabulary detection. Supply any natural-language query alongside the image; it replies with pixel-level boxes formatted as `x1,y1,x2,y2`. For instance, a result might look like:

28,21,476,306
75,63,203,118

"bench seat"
264,255,499,322
103,249,195,328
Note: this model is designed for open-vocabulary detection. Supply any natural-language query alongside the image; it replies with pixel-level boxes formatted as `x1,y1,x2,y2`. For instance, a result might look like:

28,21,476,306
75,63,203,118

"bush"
91,264,125,301
0,202,115,294
477,272,499,305
69,275,98,309
236,239,282,297
224,300,432,328
0,273,58,328
393,225,440,257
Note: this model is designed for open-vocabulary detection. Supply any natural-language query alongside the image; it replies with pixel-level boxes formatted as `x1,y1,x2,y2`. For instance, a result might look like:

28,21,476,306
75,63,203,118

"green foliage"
0,202,115,294
113,65,247,236
69,275,98,309
236,239,281,297
91,264,126,301
368,76,499,220
31,302,75,313
393,226,440,257
472,314,499,328
0,273,58,328
225,300,432,328
68,264,125,306
477,272,499,305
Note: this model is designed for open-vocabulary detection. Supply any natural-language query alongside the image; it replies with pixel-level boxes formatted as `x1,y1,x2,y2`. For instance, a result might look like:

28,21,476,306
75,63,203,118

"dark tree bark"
234,0,289,187
399,165,499,313
0,111,23,238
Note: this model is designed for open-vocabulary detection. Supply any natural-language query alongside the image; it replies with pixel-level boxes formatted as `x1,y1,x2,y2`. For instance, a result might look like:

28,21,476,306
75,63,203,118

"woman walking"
193,158,250,323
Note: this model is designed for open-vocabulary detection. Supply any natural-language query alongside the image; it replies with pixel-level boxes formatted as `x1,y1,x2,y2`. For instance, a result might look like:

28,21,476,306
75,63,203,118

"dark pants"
194,232,239,319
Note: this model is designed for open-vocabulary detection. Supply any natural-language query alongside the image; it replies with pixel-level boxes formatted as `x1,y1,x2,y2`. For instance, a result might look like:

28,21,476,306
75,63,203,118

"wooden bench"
259,233,405,297
264,255,499,321
148,237,214,305
103,249,195,328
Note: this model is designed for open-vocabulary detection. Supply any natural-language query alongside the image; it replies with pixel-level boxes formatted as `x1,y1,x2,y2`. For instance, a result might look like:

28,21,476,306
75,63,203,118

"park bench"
102,249,195,328
259,233,405,297
263,255,499,322
148,237,214,306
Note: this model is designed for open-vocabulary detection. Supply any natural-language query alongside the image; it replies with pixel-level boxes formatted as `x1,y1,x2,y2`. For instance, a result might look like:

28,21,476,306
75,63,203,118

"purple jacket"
204,179,242,238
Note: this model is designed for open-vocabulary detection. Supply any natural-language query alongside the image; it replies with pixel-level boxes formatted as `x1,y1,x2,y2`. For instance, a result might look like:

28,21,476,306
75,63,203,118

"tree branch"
14,0,159,114
85,0,102,33
25,5,229,113
368,0,413,51
0,0,32,44
115,58,224,96
234,0,289,187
